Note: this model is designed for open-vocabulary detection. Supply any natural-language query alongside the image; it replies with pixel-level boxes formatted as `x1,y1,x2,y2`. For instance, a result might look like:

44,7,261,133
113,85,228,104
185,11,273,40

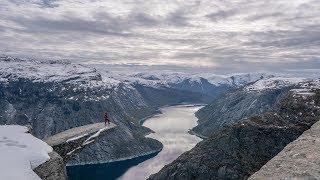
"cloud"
8,0,58,7
0,0,319,73
13,15,134,36
206,10,237,21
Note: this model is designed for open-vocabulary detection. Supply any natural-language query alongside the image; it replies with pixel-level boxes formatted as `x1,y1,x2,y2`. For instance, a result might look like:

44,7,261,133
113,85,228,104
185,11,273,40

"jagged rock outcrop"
45,123,117,162
34,151,68,180
33,123,117,180
149,90,320,180
34,122,138,180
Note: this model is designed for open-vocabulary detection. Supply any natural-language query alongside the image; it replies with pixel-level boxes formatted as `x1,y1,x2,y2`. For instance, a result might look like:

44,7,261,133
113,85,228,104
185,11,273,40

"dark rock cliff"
192,88,291,138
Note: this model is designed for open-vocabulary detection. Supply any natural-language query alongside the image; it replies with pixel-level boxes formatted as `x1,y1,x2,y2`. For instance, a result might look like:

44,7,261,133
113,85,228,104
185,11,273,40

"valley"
1,1,319,179
0,55,319,180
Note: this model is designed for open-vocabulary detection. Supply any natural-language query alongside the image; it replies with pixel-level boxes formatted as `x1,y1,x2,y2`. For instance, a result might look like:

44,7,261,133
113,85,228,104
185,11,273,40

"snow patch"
0,125,52,180
1,55,317,94
0,55,121,89
291,89,316,98
246,77,307,91
82,126,110,145
66,133,88,143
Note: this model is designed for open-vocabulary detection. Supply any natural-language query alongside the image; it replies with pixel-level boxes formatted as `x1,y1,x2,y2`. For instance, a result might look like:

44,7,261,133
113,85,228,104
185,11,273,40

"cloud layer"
0,0,319,73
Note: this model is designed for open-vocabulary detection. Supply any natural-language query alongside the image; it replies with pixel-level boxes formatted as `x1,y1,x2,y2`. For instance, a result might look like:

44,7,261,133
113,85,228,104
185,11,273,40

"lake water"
67,105,202,180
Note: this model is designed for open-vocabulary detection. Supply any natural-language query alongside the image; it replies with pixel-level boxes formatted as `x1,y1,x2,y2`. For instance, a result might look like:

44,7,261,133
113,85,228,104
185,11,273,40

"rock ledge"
250,120,320,180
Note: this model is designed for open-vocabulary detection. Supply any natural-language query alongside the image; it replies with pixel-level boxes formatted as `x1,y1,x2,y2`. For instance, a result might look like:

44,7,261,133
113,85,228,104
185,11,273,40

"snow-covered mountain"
108,71,271,88
0,55,272,90
193,76,320,137
0,55,317,165
0,56,120,89
0,55,275,104
245,77,309,91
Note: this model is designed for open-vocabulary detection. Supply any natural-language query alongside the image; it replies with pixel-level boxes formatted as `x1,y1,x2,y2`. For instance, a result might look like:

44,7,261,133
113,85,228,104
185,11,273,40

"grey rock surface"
34,151,68,180
45,122,116,147
68,125,163,165
250,120,320,180
45,122,117,162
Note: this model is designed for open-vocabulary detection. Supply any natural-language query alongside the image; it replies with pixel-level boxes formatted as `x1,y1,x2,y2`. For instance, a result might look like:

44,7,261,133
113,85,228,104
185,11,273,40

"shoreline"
188,129,208,139
66,147,163,167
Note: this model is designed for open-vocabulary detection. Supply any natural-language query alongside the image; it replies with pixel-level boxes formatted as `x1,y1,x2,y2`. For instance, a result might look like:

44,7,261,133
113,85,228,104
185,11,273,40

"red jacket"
104,112,109,122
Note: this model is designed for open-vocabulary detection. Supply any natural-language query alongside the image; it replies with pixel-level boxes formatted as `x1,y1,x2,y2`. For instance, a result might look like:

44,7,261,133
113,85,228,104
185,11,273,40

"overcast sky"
0,0,319,73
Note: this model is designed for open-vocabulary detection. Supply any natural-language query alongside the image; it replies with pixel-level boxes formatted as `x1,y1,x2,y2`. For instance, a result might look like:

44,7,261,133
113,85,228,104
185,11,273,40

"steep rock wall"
192,88,291,137
34,151,68,180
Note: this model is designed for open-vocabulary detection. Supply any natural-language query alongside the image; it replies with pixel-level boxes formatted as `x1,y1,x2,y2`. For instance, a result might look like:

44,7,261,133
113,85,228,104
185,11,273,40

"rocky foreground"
250,119,320,179
149,90,320,180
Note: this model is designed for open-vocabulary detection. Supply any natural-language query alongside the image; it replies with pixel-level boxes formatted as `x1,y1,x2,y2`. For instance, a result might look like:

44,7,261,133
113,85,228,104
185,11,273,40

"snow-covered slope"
0,125,52,180
193,76,320,137
200,72,273,86
301,78,320,90
0,56,120,89
110,71,271,88
246,77,308,91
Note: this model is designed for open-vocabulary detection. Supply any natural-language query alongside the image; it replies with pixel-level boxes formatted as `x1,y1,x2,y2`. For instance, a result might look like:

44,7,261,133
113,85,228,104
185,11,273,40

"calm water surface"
119,105,202,180
67,105,202,180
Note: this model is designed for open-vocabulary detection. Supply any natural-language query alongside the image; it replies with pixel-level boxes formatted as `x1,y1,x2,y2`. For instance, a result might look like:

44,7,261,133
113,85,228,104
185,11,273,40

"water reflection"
118,105,202,180
67,152,159,180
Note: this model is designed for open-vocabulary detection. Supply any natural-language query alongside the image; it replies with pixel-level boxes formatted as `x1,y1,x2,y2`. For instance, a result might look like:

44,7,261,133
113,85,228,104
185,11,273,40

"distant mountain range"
0,55,318,166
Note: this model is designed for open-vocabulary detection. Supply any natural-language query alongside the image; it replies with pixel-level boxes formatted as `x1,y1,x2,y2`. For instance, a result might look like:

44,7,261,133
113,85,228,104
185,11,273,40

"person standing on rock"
104,111,110,125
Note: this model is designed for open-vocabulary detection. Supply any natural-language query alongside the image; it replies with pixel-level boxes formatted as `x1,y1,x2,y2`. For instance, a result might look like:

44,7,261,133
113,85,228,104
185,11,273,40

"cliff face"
35,122,136,180
149,90,320,180
44,123,118,163
34,151,68,180
192,88,290,137
68,124,163,165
